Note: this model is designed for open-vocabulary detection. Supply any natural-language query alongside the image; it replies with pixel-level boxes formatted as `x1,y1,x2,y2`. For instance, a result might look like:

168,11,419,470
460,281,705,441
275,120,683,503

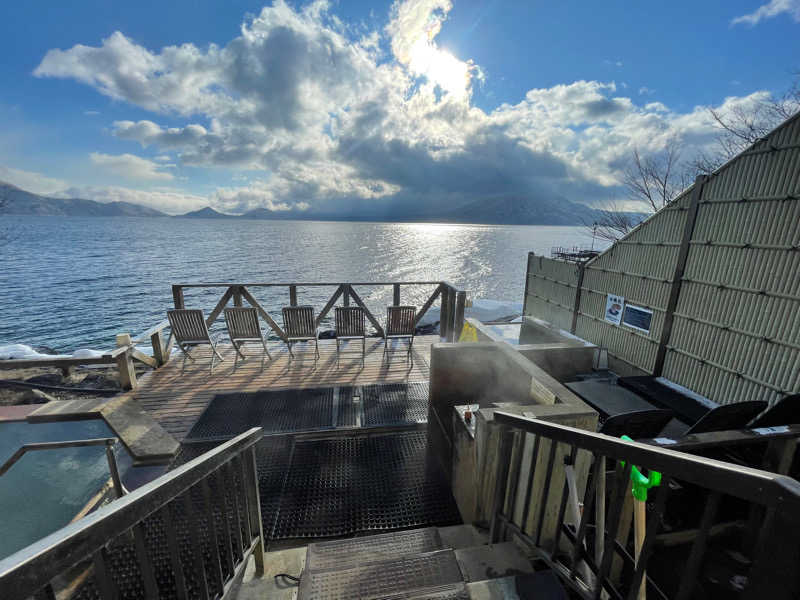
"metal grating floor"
306,527,444,571
336,386,360,428
362,382,429,427
186,388,335,439
298,549,463,600
273,430,460,539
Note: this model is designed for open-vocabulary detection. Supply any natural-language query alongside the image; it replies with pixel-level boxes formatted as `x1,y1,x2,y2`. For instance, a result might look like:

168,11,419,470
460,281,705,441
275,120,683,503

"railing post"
289,285,298,307
343,284,350,307
245,446,266,574
105,443,125,499
115,333,137,391
440,286,451,341
172,285,185,309
454,291,466,341
233,285,243,307
151,329,167,367
447,289,458,342
393,284,401,306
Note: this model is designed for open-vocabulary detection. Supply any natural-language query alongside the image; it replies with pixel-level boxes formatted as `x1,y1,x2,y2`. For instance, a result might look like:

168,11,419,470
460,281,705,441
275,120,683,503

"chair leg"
362,337,366,368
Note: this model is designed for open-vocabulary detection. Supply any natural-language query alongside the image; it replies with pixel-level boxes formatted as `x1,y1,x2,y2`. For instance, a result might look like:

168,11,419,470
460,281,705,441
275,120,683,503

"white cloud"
29,0,787,216
89,152,175,181
0,165,69,195
638,86,655,95
731,0,800,25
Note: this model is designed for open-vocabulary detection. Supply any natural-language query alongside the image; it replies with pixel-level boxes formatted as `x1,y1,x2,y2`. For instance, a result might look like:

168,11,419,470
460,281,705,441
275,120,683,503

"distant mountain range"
0,181,166,217
1,180,640,226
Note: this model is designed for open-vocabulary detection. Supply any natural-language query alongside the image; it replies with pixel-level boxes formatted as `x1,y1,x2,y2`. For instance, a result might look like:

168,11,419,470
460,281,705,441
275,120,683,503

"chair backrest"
599,409,675,439
282,306,316,338
224,307,262,341
685,400,769,435
167,309,211,344
335,307,365,337
386,306,416,336
749,394,800,428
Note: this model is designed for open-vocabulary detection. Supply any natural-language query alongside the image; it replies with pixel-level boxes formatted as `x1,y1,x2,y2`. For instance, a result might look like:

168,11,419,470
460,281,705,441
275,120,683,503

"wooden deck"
134,335,436,440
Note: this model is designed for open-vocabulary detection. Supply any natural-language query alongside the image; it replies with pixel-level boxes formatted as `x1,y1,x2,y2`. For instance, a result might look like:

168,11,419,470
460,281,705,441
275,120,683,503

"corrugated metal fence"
524,113,800,406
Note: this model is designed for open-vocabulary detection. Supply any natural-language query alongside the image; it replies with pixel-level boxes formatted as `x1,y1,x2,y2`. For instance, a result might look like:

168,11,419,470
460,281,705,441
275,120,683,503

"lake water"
0,216,598,352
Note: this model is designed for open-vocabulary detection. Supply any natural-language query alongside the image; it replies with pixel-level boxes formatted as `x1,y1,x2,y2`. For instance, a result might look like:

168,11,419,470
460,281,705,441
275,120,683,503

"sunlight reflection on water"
0,217,601,351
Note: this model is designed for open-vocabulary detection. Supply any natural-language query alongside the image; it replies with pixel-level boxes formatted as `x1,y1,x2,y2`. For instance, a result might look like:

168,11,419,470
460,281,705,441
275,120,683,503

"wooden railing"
0,280,467,391
171,281,466,343
489,412,800,600
0,427,265,600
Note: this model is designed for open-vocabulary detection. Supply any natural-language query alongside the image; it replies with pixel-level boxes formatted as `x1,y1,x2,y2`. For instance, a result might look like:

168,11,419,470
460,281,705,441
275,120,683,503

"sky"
0,0,798,215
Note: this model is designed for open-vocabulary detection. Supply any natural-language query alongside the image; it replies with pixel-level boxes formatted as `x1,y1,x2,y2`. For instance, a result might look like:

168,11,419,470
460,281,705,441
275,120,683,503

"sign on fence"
604,294,624,325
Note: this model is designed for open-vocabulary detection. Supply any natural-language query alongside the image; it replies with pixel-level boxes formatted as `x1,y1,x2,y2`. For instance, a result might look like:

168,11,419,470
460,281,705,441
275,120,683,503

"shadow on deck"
135,335,437,440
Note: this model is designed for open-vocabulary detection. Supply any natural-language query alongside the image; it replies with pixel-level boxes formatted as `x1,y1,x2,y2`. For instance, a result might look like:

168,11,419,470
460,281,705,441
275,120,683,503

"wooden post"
571,262,586,334
289,285,298,307
343,284,350,307
653,175,707,375
172,285,185,309
151,330,167,367
633,499,647,600
115,333,137,391
454,291,466,341
522,252,534,318
393,284,401,306
233,286,243,307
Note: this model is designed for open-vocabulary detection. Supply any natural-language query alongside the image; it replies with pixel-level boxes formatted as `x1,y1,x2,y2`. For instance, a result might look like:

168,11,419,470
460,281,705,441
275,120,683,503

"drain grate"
298,549,463,600
186,388,335,439
362,382,429,427
273,431,460,539
306,527,443,571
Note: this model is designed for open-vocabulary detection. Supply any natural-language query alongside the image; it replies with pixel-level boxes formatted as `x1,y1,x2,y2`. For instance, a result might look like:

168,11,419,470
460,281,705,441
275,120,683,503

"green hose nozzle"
620,435,662,502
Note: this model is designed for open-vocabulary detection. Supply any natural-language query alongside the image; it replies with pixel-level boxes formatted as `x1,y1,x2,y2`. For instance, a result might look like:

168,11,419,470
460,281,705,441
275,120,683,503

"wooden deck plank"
133,335,437,440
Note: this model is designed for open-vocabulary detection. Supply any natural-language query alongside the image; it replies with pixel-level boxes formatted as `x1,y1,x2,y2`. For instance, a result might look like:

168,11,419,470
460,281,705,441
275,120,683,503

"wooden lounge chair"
282,306,320,365
383,306,416,365
167,309,224,374
224,307,272,371
335,307,366,368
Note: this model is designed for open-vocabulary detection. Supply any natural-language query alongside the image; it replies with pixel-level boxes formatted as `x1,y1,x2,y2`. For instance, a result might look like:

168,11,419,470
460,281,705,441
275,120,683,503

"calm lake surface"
0,216,598,351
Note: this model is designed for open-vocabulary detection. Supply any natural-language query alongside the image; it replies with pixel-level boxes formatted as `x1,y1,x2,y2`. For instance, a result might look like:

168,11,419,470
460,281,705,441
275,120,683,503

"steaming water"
0,419,131,559
0,216,599,352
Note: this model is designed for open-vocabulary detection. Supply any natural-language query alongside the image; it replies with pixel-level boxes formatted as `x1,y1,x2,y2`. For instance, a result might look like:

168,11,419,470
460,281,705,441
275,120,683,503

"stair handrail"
0,437,126,498
0,427,264,600
489,411,800,600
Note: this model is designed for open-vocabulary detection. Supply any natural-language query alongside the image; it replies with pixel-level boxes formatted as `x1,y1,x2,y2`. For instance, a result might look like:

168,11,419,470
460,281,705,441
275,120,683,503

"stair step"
378,583,470,599
455,542,535,583
438,524,489,549
466,571,569,599
306,527,444,572
298,549,463,599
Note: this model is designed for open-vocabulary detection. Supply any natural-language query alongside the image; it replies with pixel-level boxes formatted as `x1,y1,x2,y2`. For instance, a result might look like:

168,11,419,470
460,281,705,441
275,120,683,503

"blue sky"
1,0,798,214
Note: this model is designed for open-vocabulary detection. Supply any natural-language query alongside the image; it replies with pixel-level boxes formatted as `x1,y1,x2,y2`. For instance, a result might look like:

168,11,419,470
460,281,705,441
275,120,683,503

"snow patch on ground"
0,344,105,361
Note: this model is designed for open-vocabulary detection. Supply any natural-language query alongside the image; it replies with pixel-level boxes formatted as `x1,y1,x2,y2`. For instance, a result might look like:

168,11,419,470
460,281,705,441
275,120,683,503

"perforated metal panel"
306,527,443,571
362,382,429,427
336,385,361,428
273,431,460,539
298,549,463,600
186,388,335,439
